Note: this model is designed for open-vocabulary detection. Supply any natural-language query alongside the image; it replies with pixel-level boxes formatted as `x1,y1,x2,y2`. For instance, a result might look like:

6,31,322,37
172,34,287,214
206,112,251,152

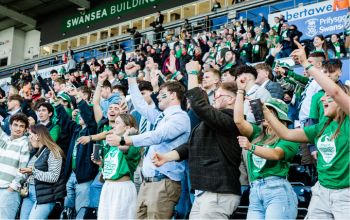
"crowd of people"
0,8,349,220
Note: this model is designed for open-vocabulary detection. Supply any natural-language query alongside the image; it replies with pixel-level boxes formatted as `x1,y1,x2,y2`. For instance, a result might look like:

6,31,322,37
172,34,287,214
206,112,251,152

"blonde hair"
30,124,65,159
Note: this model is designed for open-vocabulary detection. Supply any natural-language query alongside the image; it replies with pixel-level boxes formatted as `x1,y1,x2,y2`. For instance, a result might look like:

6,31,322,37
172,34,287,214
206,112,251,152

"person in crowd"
234,76,299,219
220,50,243,72
329,34,346,59
313,35,335,60
201,68,221,105
0,113,30,219
211,0,221,12
203,15,213,32
93,114,140,219
235,65,271,123
308,59,344,160
153,61,242,219
251,27,268,62
54,90,98,219
277,23,292,58
265,45,350,219
19,124,66,220
35,101,61,141
221,68,237,83
1,94,23,135
66,56,77,74
255,63,284,100
105,62,191,219
266,29,280,55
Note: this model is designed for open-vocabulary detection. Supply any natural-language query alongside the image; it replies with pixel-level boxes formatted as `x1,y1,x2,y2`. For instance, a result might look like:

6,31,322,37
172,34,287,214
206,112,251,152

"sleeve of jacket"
37,75,51,94
186,87,234,133
55,104,78,136
174,143,189,161
78,100,97,134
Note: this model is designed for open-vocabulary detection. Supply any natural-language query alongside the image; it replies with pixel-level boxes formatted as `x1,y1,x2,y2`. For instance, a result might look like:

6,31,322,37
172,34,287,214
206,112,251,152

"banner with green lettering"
62,0,164,31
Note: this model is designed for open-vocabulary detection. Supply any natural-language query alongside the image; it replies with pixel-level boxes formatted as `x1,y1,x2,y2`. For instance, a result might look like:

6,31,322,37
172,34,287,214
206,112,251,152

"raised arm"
126,62,160,124
92,73,107,122
234,76,254,137
263,105,309,142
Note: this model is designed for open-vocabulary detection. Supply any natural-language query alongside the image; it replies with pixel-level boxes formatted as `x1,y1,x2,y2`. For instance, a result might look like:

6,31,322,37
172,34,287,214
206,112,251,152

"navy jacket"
55,100,98,184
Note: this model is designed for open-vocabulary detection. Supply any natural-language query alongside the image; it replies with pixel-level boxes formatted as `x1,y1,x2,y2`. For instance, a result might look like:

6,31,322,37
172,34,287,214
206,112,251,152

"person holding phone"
233,76,299,219
92,114,140,219
19,124,65,220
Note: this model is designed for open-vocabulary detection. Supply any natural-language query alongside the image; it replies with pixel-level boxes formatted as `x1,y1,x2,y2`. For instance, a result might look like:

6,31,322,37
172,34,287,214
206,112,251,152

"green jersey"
248,124,300,182
102,145,140,181
304,116,350,189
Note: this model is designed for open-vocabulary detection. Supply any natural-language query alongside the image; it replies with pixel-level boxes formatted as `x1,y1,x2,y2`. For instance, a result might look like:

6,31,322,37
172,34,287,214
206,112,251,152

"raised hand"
98,72,108,83
125,62,141,77
185,60,201,73
237,136,252,151
236,75,248,90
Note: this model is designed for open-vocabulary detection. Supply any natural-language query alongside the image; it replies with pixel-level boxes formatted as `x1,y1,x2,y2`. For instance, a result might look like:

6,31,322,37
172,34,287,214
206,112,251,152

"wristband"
305,64,313,71
249,144,256,153
171,71,181,80
188,70,199,75
237,89,245,95
89,135,93,142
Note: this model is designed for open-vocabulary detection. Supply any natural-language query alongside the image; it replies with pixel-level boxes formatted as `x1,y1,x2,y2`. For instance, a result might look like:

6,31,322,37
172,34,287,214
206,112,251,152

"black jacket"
55,100,98,184
176,87,242,195
34,147,66,204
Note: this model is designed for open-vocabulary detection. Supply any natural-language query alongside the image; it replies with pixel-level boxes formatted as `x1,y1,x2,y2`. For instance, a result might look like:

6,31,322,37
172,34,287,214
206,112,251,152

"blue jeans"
20,184,56,219
88,172,103,208
64,172,92,218
0,188,21,219
247,176,298,219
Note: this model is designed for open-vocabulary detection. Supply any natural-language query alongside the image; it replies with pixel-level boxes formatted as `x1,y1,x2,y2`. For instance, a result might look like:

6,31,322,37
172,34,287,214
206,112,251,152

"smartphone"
250,99,264,123
93,144,102,161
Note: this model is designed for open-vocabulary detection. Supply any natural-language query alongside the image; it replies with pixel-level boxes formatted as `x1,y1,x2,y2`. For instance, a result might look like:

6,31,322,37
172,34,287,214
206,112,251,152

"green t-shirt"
49,124,61,142
247,124,300,182
303,116,350,189
102,145,140,181
309,90,325,121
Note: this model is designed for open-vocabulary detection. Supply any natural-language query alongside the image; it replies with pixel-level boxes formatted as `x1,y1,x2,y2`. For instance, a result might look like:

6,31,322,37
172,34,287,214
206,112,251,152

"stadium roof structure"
0,0,91,32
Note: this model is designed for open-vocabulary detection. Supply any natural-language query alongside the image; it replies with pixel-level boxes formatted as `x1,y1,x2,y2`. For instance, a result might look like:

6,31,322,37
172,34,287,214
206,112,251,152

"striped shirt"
31,148,62,184
0,128,30,191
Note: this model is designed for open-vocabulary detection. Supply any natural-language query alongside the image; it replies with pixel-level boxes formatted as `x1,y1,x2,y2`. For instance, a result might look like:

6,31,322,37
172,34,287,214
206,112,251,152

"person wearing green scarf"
330,34,345,59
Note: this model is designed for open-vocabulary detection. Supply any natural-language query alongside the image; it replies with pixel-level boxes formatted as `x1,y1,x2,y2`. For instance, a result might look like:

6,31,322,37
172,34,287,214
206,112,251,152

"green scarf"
333,42,341,58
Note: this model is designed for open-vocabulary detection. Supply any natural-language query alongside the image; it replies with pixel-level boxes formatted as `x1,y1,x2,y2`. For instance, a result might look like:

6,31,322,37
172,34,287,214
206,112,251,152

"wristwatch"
119,136,126,146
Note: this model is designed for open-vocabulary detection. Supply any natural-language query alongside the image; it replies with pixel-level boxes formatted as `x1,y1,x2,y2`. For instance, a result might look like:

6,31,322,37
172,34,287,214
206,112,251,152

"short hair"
55,78,66,85
102,80,112,90
255,63,273,80
224,68,237,77
50,69,58,74
8,94,23,104
236,65,258,79
35,102,54,115
138,80,153,92
220,82,238,94
106,66,117,76
159,81,185,102
112,84,127,96
205,68,221,78
309,52,326,60
10,113,29,129
322,59,342,73
79,86,93,99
